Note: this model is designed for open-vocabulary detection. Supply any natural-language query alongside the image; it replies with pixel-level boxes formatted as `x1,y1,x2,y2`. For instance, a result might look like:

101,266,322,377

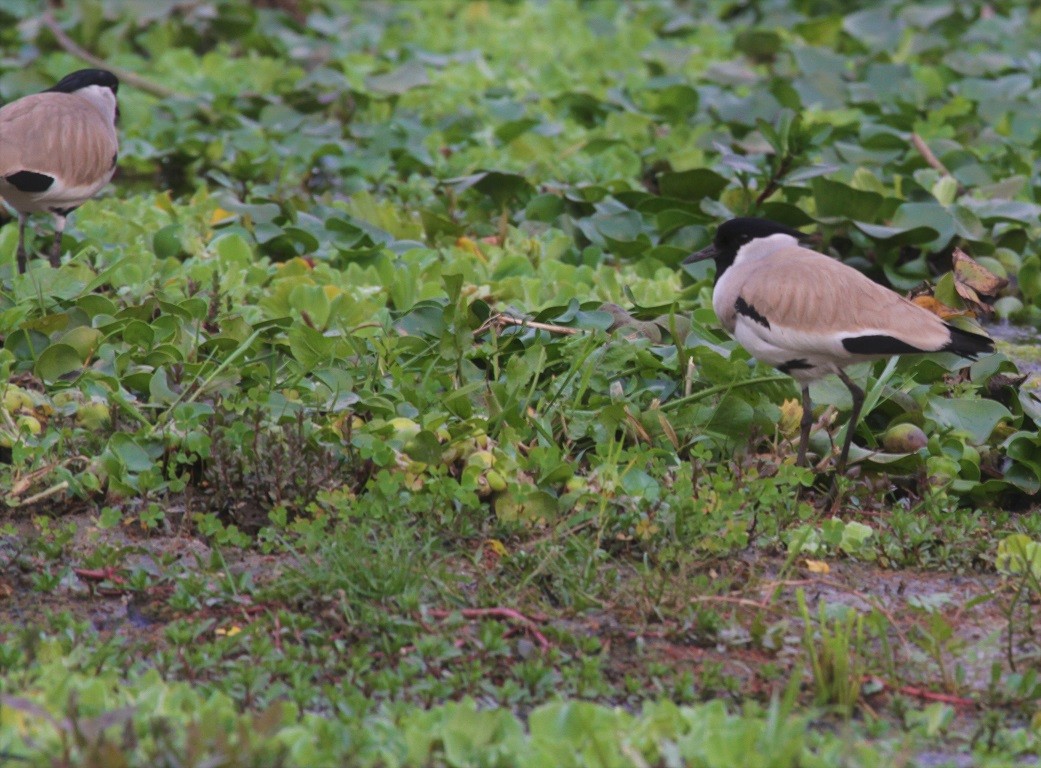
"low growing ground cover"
2,1,1041,765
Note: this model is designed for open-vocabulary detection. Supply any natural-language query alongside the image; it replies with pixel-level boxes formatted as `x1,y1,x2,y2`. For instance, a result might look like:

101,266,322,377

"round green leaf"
35,343,83,383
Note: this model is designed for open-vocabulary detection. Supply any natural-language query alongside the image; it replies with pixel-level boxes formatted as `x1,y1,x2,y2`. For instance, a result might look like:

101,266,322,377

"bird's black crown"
45,69,119,95
712,218,805,261
685,217,808,281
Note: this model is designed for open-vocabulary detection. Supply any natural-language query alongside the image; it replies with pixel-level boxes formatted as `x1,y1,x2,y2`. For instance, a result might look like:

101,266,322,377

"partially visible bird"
0,69,119,274
685,217,995,473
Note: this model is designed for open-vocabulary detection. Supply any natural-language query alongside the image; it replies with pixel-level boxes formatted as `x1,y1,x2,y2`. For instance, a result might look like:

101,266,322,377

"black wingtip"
942,324,995,359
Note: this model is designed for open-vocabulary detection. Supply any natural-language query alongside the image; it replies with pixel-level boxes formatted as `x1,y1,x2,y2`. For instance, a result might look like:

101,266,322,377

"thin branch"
755,152,793,207
866,676,976,708
910,133,965,195
478,313,583,337
689,595,784,615
426,607,551,650
40,12,196,105
8,480,69,508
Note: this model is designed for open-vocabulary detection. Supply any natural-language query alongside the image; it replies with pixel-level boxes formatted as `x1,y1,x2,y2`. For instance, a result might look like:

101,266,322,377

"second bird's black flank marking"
735,296,770,329
778,358,812,374
842,334,923,355
4,170,54,193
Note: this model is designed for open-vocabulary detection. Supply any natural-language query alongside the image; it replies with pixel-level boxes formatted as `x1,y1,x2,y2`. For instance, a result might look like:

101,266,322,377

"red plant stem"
866,676,975,708
427,607,551,650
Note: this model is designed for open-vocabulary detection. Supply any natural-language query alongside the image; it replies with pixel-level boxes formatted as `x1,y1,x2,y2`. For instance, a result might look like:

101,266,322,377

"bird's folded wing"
0,95,117,188
736,249,954,355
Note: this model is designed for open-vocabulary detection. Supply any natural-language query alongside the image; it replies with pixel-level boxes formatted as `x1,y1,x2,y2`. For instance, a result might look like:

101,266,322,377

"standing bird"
0,69,119,274
685,217,995,474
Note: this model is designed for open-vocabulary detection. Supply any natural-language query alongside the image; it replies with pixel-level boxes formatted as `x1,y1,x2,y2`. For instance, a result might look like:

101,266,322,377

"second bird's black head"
685,217,806,280
45,69,120,95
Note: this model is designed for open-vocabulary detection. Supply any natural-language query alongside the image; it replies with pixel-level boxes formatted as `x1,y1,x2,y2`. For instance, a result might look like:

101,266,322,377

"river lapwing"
0,69,119,273
685,217,995,474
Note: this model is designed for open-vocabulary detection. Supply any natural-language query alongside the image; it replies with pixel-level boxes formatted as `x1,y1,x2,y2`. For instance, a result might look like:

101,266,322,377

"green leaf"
149,367,180,405
34,343,83,383
443,171,535,206
657,169,728,202
287,325,334,370
995,534,1041,579
365,61,429,95
812,178,884,222
60,326,102,359
924,398,1011,443
153,223,184,259
107,433,155,473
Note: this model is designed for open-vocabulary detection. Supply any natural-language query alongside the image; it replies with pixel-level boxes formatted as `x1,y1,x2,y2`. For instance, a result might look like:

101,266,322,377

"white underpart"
733,317,852,383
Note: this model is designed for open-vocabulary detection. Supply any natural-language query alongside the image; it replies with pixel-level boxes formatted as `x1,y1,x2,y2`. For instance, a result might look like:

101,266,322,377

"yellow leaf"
484,538,508,556
804,559,830,574
779,398,803,438
216,625,242,637
210,207,235,226
322,284,342,300
154,191,176,215
464,1,491,22
455,236,487,263
953,247,1008,296
911,294,972,320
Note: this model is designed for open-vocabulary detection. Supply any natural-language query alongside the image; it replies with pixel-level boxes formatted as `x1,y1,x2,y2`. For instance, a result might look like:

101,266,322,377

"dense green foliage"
2,0,1041,765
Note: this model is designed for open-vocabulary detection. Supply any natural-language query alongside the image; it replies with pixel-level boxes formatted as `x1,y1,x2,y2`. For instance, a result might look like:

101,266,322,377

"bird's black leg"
49,213,66,268
797,384,813,467
835,369,865,475
16,213,29,275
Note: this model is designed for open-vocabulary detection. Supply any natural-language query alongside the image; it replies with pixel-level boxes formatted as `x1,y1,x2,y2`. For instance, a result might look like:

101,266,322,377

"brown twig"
477,313,583,337
866,676,976,708
6,455,91,505
910,133,965,194
10,481,69,508
689,595,785,615
427,607,551,650
271,611,284,654
41,13,179,99
754,152,793,207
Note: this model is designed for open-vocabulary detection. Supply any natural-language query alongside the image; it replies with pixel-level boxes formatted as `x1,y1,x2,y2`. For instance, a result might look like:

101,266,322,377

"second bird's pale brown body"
0,94,118,213
0,69,119,272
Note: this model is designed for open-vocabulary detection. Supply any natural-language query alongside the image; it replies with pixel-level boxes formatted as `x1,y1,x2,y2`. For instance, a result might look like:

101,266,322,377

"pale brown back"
735,246,952,348
0,92,117,187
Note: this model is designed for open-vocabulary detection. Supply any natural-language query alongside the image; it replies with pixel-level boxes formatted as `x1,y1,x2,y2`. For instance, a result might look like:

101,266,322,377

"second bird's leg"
797,384,813,467
835,369,865,475
49,214,66,268
16,213,29,275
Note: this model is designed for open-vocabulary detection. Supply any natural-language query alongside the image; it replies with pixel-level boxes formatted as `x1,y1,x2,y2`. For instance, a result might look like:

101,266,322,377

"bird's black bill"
684,243,717,264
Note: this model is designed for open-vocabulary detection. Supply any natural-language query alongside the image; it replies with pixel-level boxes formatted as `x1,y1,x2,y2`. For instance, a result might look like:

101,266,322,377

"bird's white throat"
76,84,118,124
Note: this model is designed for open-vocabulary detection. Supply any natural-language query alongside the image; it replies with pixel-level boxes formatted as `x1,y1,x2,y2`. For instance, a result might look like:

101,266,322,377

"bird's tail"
942,324,995,359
